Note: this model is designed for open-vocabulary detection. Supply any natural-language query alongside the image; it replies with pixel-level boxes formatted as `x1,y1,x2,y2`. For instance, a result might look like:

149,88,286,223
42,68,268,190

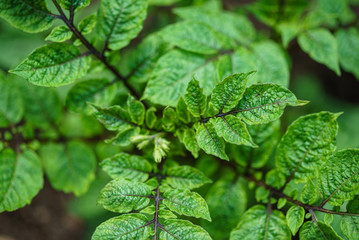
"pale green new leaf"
91,214,152,240
286,206,305,236
66,79,117,114
0,0,54,33
78,14,97,35
236,84,303,125
184,78,207,117
319,149,359,206
163,189,211,221
276,112,339,183
59,0,90,11
214,115,256,147
298,28,340,75
105,128,138,147
97,179,152,213
40,141,96,196
183,128,200,158
97,0,147,50
211,72,253,112
165,165,211,190
0,149,43,212
176,97,191,124
160,219,212,240
196,120,229,160
10,43,92,87
230,205,291,240
145,107,157,129
127,95,145,125
341,195,359,240
335,28,359,79
45,26,72,42
100,153,152,182
299,221,343,240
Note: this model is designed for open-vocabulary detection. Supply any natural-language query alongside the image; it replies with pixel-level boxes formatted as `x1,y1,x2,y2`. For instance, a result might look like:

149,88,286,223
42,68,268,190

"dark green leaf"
160,219,212,240
299,221,343,240
184,77,207,117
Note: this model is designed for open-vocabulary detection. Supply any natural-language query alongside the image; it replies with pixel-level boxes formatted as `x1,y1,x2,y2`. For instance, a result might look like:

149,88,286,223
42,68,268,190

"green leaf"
276,112,339,183
105,128,138,147
196,120,229,160
0,0,54,33
324,214,334,225
203,178,247,240
91,104,133,132
176,97,191,124
299,221,343,240
145,107,157,129
66,79,117,114
211,72,253,112
45,26,72,42
163,189,211,221
10,43,92,87
143,49,218,106
184,77,207,117
298,28,340,75
127,95,145,125
214,115,256,147
319,149,359,206
140,205,177,219
162,107,177,132
286,206,305,236
230,205,291,240
165,165,211,190
341,195,359,240
160,219,212,240
0,149,43,212
235,84,302,125
336,28,359,79
96,0,148,50
40,141,96,196
97,179,152,213
58,0,90,11
183,128,200,158
300,180,321,205
78,14,97,35
160,21,231,54
91,214,152,240
232,41,290,87
100,153,152,182
319,0,346,15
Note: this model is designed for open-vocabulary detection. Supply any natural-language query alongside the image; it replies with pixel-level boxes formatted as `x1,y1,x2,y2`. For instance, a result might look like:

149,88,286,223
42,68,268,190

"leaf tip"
296,100,310,106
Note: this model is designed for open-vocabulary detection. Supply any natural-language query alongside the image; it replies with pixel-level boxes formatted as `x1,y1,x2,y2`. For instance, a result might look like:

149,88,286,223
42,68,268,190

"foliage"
0,0,359,239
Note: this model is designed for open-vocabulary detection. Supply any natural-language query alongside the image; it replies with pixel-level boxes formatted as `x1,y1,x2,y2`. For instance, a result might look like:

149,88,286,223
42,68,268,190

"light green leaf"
160,219,212,240
59,0,90,11
324,214,334,225
100,153,152,182
97,179,152,213
45,26,72,42
165,165,211,190
40,141,96,196
140,205,177,219
91,214,152,240
105,128,138,147
176,97,191,124
276,112,339,183
319,0,346,15
230,205,291,240
277,198,287,209
183,128,200,158
319,149,359,206
286,206,305,236
276,22,302,48
298,28,340,75
66,79,117,114
0,0,54,33
96,0,147,50
341,195,359,240
299,221,343,240
160,21,231,54
127,95,145,125
0,149,43,212
196,120,229,160
300,180,321,205
336,28,359,79
145,107,157,129
78,14,97,35
235,84,302,125
216,54,233,83
10,43,92,87
162,107,177,132
211,72,253,112
184,77,207,117
163,189,211,221
214,115,256,147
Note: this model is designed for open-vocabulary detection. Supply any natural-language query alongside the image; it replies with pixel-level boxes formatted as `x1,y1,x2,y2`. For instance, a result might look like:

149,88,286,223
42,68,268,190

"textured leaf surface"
286,206,305,236
127,95,145,125
0,0,54,33
319,149,359,206
163,189,211,221
59,0,90,11
91,104,133,131
298,28,340,75
336,28,359,79
184,78,207,117
341,196,359,240
78,14,97,35
97,0,147,50
276,112,339,183
45,26,72,42
105,128,138,147
40,141,96,196
160,219,212,240
196,120,228,160
165,165,211,190
0,149,43,212
100,153,152,182
236,84,301,125
10,43,91,87
182,128,200,158
230,205,291,240
92,214,151,240
299,221,343,240
98,179,152,213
